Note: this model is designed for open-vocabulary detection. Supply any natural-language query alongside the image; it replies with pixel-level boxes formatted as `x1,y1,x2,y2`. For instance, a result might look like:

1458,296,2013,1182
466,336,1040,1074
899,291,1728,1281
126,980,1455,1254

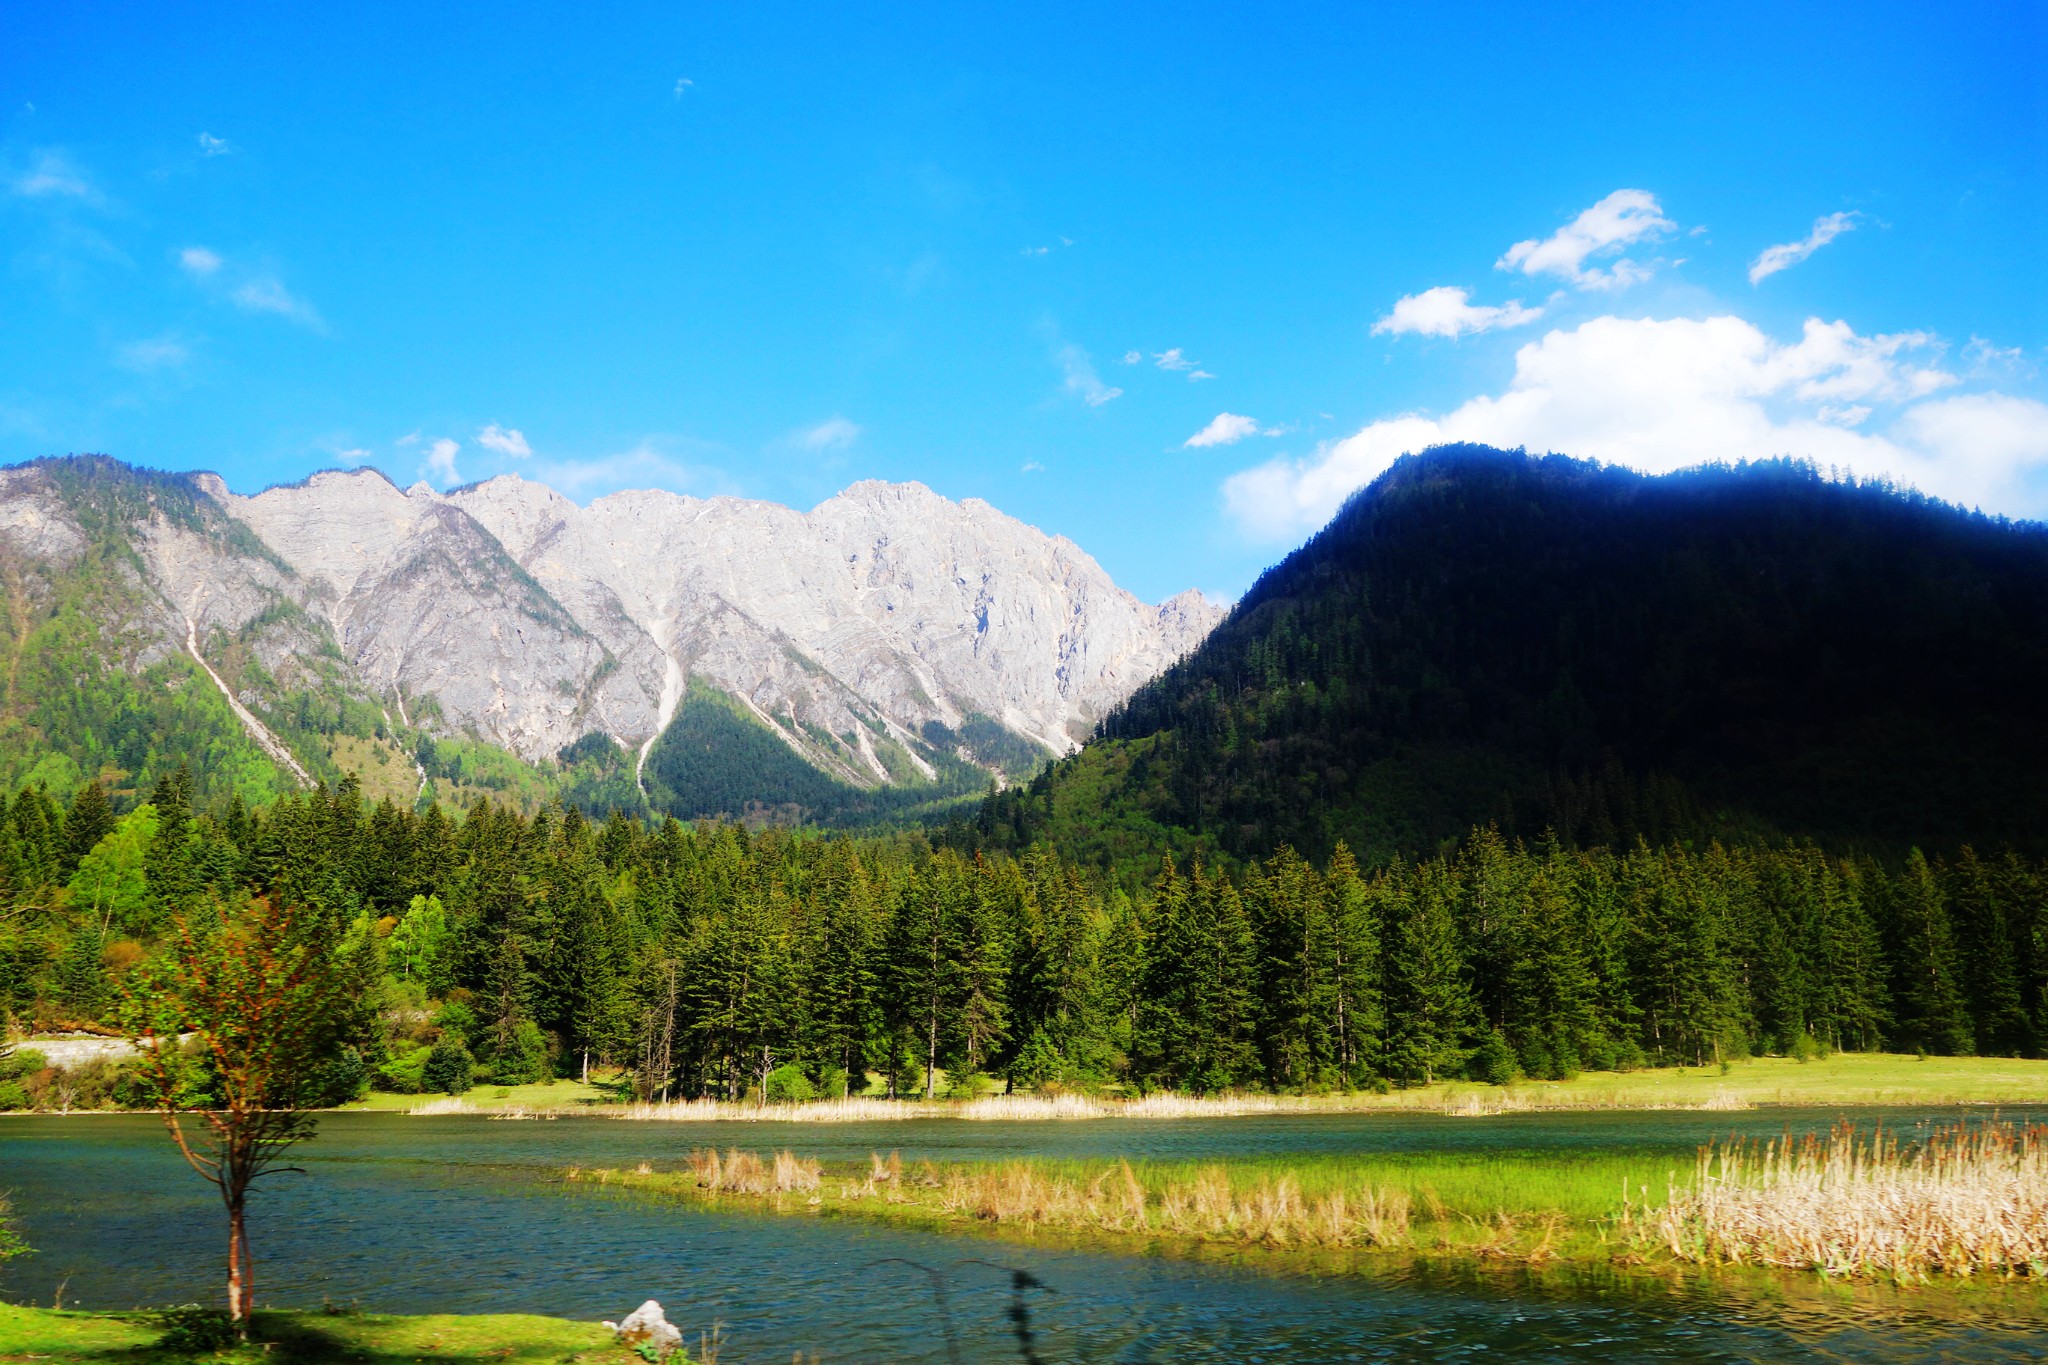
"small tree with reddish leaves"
122,896,357,1331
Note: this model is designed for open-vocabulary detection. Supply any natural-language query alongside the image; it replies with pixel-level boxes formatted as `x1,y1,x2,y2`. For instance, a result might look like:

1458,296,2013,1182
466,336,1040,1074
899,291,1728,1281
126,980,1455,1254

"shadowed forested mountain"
965,446,2048,873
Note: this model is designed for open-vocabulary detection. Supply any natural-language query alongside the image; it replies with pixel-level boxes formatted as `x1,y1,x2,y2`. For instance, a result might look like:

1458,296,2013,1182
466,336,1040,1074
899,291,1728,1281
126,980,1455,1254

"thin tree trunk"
925,995,938,1101
225,1196,248,1325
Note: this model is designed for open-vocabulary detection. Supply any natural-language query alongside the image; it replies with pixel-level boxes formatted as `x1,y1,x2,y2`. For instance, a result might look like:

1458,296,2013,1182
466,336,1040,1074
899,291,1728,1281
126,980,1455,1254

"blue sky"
2,2,2042,602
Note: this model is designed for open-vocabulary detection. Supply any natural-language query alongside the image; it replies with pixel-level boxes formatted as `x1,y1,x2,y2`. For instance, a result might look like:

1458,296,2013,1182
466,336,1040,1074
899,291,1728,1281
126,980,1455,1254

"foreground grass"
0,1302,638,1364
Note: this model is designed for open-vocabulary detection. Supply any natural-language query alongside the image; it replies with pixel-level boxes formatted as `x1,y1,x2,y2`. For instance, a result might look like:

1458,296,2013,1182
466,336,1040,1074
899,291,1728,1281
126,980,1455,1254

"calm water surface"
5,1107,2048,1362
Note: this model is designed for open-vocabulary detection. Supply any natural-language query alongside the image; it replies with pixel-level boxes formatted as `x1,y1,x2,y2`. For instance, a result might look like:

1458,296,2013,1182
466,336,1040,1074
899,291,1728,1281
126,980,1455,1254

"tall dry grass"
686,1147,823,1194
1648,1120,2048,1280
896,1157,1409,1248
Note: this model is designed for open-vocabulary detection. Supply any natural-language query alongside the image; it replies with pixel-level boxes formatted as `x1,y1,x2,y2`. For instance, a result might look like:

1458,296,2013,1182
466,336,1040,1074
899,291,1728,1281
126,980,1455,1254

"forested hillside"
969,446,2048,872
4,769,2045,1109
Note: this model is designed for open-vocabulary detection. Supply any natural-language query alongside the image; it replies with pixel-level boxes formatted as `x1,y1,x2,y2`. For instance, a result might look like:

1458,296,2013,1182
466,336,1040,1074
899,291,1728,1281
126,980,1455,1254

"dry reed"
686,1147,823,1194
1649,1120,2048,1280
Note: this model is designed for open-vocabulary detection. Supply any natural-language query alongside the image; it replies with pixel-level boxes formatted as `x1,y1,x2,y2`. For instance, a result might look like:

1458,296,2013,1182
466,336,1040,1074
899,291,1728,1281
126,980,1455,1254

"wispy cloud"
1749,211,1861,284
196,132,232,157
797,416,860,451
10,150,96,201
1154,348,1196,371
530,442,742,501
422,438,461,487
674,77,694,99
1120,350,1142,365
477,424,533,458
1056,343,1123,407
115,333,191,372
1373,285,1542,339
1021,460,1045,473
1185,413,1278,448
231,275,323,329
1497,189,1674,291
179,246,222,276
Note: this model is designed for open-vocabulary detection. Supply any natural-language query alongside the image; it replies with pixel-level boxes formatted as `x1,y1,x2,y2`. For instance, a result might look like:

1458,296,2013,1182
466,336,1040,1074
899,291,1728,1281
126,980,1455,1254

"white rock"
603,1300,683,1359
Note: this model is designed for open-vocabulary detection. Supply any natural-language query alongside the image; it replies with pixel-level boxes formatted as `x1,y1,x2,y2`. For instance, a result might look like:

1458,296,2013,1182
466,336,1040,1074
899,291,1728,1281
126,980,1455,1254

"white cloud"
1120,350,1142,365
422,438,461,487
1373,286,1543,338
1185,413,1277,448
1056,344,1123,407
798,416,860,450
115,334,190,372
1154,348,1197,371
674,78,693,98
1497,189,1674,291
1021,245,1051,257
196,132,232,157
179,246,222,276
1750,212,1860,284
1188,370,1216,381
477,424,533,458
231,275,323,329
1021,460,1045,473
530,442,741,500
10,150,94,200
1222,312,2040,541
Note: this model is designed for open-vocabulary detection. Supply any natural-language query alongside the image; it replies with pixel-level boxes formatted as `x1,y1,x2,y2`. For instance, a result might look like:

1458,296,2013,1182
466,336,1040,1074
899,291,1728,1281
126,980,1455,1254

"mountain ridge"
0,454,1222,819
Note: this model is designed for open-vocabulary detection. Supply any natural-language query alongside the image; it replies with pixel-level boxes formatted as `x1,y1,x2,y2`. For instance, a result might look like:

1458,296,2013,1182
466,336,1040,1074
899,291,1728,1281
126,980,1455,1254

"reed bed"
1650,1120,2048,1280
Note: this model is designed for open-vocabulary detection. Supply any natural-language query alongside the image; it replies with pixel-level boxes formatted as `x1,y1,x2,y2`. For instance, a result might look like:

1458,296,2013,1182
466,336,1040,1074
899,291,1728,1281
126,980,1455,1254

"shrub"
377,1041,430,1093
0,1081,25,1111
945,1070,997,1100
156,1306,240,1353
1471,1030,1521,1086
487,1020,548,1085
0,1048,45,1081
815,1063,849,1098
764,1063,814,1103
422,1040,474,1095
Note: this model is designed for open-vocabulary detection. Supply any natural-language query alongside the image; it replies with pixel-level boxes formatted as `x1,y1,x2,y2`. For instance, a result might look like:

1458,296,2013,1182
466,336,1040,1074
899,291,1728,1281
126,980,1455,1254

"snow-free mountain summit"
0,457,1223,816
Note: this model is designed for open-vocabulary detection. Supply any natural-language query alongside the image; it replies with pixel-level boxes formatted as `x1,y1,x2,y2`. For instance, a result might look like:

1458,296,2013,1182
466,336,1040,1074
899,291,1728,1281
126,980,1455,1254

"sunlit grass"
0,1302,651,1363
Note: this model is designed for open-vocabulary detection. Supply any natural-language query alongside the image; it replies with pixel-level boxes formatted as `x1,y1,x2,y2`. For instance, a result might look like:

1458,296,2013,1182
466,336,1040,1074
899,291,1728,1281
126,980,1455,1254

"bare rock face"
217,468,1222,779
1,456,1224,791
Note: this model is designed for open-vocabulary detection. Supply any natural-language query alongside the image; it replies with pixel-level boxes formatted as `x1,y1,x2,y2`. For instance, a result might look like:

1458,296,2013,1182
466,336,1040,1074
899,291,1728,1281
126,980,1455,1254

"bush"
0,1081,25,1111
376,1041,430,1093
1471,1030,1521,1086
0,1048,46,1081
945,1070,997,1100
486,1020,548,1085
764,1063,814,1103
815,1063,849,1099
156,1306,239,1353
422,1040,474,1095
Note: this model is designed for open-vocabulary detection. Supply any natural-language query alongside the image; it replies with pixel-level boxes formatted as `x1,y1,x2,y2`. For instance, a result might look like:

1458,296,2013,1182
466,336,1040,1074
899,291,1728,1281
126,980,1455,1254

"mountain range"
0,456,1220,818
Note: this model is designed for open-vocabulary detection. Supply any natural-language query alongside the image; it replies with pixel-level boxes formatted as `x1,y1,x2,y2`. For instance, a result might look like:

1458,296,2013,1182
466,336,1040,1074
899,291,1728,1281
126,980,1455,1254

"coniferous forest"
3,762,2046,1111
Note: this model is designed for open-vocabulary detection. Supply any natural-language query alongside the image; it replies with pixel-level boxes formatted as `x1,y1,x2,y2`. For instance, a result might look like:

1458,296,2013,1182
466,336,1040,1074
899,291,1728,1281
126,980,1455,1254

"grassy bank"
571,1119,2048,1283
0,1302,657,1364
440,1054,2048,1120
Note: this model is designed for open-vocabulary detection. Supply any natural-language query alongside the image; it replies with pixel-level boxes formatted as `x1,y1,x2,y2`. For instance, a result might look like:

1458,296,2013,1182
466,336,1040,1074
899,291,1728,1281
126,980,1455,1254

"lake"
6,1107,2048,1362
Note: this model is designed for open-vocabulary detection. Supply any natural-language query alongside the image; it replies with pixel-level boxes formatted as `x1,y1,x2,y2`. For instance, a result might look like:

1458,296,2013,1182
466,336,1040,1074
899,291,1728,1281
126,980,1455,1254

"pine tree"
59,780,114,878
1886,849,1974,1055
1381,860,1474,1084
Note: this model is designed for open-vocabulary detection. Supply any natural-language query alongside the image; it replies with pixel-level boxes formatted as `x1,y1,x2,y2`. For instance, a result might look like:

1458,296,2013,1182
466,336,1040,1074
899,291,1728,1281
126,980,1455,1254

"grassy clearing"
1652,1120,2048,1281
0,1301,663,1364
341,1079,612,1114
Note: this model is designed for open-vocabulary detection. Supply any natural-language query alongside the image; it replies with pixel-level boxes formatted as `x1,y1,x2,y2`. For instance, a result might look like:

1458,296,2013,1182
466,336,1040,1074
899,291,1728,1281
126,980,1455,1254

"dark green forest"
972,447,2048,873
3,767,2045,1110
